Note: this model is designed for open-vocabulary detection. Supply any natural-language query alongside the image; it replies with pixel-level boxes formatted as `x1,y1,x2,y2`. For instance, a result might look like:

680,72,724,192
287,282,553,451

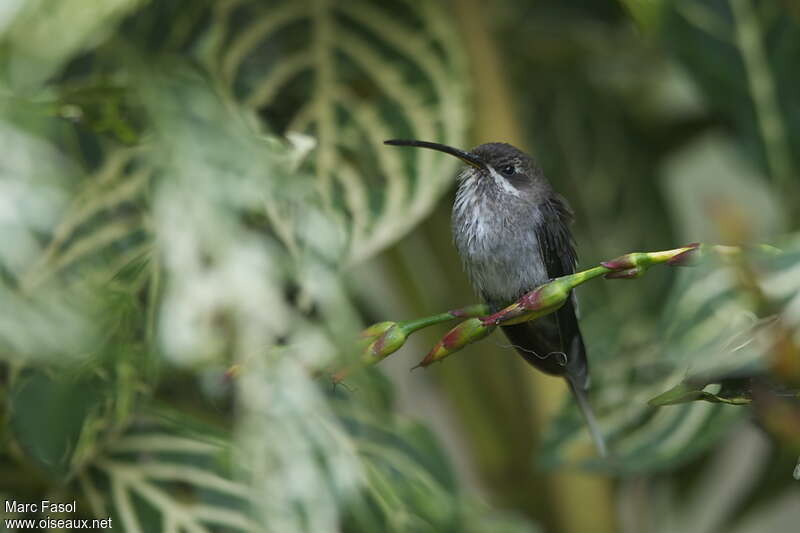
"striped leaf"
665,0,799,193
212,0,470,262
1,0,146,87
541,236,800,473
83,416,258,533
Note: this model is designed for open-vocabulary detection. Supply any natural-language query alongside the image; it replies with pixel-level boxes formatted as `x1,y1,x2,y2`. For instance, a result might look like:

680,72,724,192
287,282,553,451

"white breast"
452,174,547,306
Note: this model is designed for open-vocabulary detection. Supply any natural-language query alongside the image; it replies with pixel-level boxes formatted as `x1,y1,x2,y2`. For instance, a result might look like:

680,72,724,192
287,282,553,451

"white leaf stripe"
79,470,109,518
23,216,145,289
65,167,151,241
730,0,793,186
109,434,224,455
221,3,304,83
100,242,152,285
357,441,443,497
245,51,313,108
331,89,408,220
286,101,315,135
546,248,800,468
310,0,337,209
615,405,716,459
96,457,257,533
112,472,144,533
338,1,460,106
331,159,370,246
132,461,251,500
190,505,260,531
225,0,467,263
23,153,151,289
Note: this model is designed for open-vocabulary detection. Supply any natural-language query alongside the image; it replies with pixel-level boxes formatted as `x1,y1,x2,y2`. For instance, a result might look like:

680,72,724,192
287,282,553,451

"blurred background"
1,1,799,532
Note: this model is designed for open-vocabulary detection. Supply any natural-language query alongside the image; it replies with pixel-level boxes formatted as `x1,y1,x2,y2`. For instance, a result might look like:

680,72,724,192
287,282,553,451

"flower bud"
416,318,494,368
362,322,407,364
604,267,644,279
666,243,701,266
334,322,409,384
600,253,640,271
361,321,396,339
521,279,569,310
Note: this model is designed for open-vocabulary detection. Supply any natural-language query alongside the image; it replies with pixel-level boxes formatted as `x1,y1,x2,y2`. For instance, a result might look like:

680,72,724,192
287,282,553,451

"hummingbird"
384,139,607,457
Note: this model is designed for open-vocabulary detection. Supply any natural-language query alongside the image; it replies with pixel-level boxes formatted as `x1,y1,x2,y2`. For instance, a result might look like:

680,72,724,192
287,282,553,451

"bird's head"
384,139,544,196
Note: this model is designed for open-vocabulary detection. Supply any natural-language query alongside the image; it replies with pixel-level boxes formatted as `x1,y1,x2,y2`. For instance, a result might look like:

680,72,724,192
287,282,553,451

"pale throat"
486,165,522,197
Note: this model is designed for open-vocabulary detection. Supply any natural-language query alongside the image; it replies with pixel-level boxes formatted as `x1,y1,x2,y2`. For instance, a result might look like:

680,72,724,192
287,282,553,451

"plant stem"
400,303,488,333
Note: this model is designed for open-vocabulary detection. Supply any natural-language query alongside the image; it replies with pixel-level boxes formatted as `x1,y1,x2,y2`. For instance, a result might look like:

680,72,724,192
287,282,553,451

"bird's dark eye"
499,164,515,176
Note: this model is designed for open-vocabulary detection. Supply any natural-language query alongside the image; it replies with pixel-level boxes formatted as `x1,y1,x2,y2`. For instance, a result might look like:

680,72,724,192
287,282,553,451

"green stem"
346,244,705,377
419,244,703,365
563,265,610,287
400,303,488,334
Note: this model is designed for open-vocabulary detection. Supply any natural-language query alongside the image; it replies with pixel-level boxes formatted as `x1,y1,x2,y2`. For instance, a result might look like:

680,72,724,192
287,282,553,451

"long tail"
567,378,608,458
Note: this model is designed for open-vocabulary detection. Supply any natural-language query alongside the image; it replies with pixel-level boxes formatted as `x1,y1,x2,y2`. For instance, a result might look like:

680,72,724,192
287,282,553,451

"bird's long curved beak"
384,139,486,170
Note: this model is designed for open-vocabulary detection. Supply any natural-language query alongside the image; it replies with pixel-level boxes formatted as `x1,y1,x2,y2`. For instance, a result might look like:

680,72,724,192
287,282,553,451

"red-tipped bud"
362,323,407,364
361,321,396,339
482,303,528,326
601,253,639,270
602,245,701,277
667,243,701,266
224,364,242,381
332,321,406,384
604,267,643,279
482,280,570,326
417,318,494,367
523,280,569,310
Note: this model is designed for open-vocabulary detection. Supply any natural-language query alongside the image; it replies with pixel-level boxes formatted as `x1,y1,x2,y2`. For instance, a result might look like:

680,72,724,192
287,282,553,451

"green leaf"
57,81,143,144
139,71,308,366
337,404,538,532
539,125,799,472
9,370,106,477
83,414,257,533
0,121,108,364
648,381,710,406
1,0,148,88
649,380,753,406
664,0,799,195
19,146,152,290
215,0,470,262
619,0,666,33
661,134,786,244
541,237,800,473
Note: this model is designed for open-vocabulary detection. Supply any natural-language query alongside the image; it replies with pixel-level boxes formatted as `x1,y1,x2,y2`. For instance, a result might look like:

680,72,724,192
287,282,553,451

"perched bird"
385,139,607,457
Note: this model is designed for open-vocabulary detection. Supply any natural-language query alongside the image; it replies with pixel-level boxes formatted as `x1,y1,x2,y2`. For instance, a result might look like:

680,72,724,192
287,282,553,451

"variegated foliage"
211,0,469,262
540,0,800,470
84,418,256,533
0,1,487,533
633,0,799,194
541,242,800,471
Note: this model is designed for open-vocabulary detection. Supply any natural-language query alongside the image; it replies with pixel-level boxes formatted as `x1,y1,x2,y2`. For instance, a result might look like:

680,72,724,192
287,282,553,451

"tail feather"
567,378,608,458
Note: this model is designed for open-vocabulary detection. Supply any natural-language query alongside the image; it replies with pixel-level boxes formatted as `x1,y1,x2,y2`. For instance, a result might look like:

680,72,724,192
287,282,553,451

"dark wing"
537,194,577,277
500,195,606,455
500,194,589,389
